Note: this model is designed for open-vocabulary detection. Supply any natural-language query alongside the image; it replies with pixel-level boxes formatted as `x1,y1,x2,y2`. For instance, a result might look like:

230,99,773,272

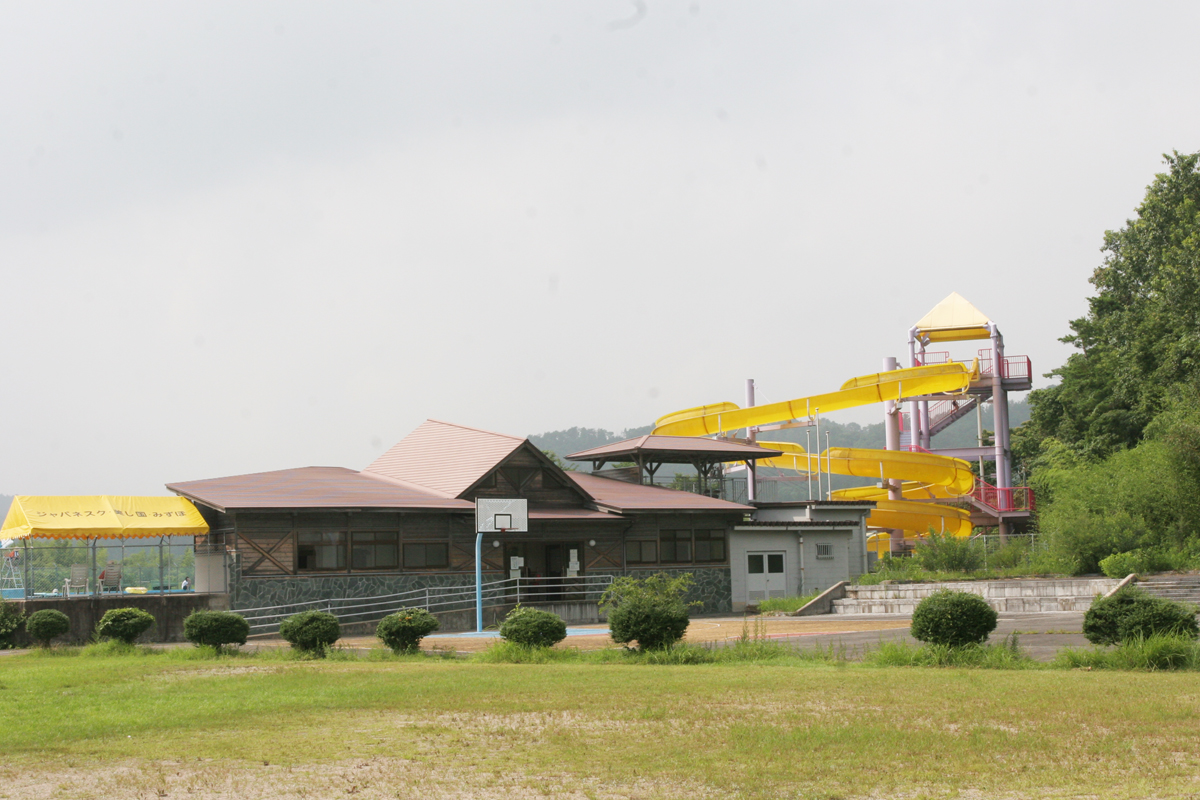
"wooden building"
167,420,758,614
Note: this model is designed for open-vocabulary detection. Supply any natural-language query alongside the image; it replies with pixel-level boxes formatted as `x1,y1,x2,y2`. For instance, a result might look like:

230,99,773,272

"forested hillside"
1016,151,1200,573
529,402,1029,476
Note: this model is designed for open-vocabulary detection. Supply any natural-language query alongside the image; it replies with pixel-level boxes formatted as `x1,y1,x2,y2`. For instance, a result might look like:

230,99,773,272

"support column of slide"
882,356,904,555
907,330,923,454
990,325,1010,540
918,344,932,450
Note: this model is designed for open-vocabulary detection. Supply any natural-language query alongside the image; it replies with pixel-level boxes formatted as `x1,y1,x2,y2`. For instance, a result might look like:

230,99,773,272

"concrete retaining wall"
832,578,1121,614
9,593,231,645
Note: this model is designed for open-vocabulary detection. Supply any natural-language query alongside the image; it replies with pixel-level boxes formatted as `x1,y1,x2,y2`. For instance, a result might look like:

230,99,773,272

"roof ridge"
166,465,356,486
426,418,525,443
357,470,456,498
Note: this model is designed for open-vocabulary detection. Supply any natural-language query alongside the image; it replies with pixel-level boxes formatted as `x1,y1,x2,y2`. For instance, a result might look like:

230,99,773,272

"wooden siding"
585,539,623,570
464,443,592,507
226,502,735,578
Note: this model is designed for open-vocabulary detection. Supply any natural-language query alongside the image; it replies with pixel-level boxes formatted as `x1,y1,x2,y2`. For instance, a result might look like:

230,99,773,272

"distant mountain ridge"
529,401,1030,472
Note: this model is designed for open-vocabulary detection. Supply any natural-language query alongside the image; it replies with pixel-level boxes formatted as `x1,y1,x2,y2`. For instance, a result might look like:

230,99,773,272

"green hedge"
377,608,440,654
184,611,250,652
26,609,70,646
1084,587,1199,645
279,610,340,655
95,608,156,644
910,590,997,647
499,606,567,648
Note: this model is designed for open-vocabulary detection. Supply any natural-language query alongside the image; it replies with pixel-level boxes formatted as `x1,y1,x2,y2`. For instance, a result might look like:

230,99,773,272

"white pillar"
907,330,922,452
745,378,756,502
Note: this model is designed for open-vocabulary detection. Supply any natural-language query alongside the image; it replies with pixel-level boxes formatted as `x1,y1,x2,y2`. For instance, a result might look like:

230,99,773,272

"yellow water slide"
654,363,975,437
751,442,974,537
652,363,979,537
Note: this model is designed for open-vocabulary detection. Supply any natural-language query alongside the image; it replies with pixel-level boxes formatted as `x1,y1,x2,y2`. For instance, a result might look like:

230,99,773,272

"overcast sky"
3,1,1199,495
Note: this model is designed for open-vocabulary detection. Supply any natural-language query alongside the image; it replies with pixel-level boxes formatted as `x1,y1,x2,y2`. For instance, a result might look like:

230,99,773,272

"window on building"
297,531,347,571
659,530,692,563
625,540,657,564
815,543,834,559
351,531,399,570
403,542,449,569
693,530,726,562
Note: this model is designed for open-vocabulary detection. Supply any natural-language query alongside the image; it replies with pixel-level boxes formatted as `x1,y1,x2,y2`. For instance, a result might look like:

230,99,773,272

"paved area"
415,611,1088,659
774,611,1089,661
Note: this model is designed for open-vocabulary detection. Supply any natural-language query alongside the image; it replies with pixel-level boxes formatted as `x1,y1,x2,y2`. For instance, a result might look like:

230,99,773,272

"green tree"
1018,151,1200,462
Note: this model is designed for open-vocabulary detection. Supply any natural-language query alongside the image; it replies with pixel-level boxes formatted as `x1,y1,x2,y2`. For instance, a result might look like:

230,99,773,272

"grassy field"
3,647,1200,799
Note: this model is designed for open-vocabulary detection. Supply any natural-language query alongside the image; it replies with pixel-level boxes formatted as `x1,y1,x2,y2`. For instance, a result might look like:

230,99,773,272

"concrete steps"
831,577,1120,615
1136,575,1200,607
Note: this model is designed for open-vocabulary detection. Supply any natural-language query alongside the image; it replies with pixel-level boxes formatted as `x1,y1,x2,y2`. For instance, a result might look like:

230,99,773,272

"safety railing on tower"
970,478,1036,513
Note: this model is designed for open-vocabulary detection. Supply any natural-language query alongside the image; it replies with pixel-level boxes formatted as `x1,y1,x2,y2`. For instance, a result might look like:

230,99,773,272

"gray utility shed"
731,501,874,612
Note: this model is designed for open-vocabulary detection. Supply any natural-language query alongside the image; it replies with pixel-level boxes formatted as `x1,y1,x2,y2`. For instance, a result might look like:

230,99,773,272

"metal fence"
969,532,1043,571
0,538,195,599
237,574,615,636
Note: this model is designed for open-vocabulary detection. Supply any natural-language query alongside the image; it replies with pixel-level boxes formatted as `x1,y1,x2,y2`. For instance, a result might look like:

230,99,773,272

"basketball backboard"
475,498,528,533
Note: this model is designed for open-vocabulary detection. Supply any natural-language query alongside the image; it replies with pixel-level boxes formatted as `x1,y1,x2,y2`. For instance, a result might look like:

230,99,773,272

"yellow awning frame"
1,496,210,541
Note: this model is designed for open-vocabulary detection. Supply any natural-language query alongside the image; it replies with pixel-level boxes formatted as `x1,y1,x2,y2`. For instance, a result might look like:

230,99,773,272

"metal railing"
971,479,1036,513
926,395,977,433
1,539,195,600
237,574,615,635
915,350,1030,382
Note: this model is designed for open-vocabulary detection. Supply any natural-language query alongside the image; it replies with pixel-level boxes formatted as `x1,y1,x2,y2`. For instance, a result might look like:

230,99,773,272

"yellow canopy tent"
913,292,994,343
1,496,209,540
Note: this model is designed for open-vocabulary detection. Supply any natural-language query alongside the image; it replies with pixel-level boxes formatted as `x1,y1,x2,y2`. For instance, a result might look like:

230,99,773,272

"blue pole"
475,531,483,633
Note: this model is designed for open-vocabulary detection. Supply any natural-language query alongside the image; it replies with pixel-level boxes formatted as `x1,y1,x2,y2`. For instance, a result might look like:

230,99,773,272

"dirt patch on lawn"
314,616,910,654
1,757,727,800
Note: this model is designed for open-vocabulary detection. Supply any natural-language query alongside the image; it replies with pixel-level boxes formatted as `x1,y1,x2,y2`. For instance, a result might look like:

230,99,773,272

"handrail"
238,574,615,634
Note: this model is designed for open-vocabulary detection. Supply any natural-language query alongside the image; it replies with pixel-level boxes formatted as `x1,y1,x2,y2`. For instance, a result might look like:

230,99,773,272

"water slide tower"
888,293,1034,537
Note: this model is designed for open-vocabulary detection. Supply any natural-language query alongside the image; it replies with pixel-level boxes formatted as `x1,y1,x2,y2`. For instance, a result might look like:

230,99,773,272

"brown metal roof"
567,435,782,464
363,419,525,498
528,508,626,521
167,467,474,513
565,472,753,513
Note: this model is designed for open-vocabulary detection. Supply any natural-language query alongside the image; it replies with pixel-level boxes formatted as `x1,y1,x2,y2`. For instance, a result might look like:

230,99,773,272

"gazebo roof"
567,435,782,467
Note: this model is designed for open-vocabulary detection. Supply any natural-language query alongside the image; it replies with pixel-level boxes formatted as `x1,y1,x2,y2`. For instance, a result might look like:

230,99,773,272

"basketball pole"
476,527,509,633
475,531,484,633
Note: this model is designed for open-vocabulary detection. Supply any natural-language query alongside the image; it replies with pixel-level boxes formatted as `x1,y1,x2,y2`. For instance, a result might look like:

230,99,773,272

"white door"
746,551,786,603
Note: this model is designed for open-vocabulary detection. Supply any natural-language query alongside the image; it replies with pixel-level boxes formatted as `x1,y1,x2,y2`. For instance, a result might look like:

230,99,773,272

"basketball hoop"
473,499,528,633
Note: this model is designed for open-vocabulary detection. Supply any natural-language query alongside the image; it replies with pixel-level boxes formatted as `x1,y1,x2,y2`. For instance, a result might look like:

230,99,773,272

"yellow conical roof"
913,292,993,342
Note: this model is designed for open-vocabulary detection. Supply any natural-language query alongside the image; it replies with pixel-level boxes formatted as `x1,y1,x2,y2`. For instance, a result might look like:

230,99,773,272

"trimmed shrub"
910,589,998,647
0,599,24,649
377,608,440,654
26,609,70,646
279,610,340,655
601,573,696,651
95,607,156,644
1117,601,1199,642
499,606,567,648
1085,587,1198,645
183,611,250,652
